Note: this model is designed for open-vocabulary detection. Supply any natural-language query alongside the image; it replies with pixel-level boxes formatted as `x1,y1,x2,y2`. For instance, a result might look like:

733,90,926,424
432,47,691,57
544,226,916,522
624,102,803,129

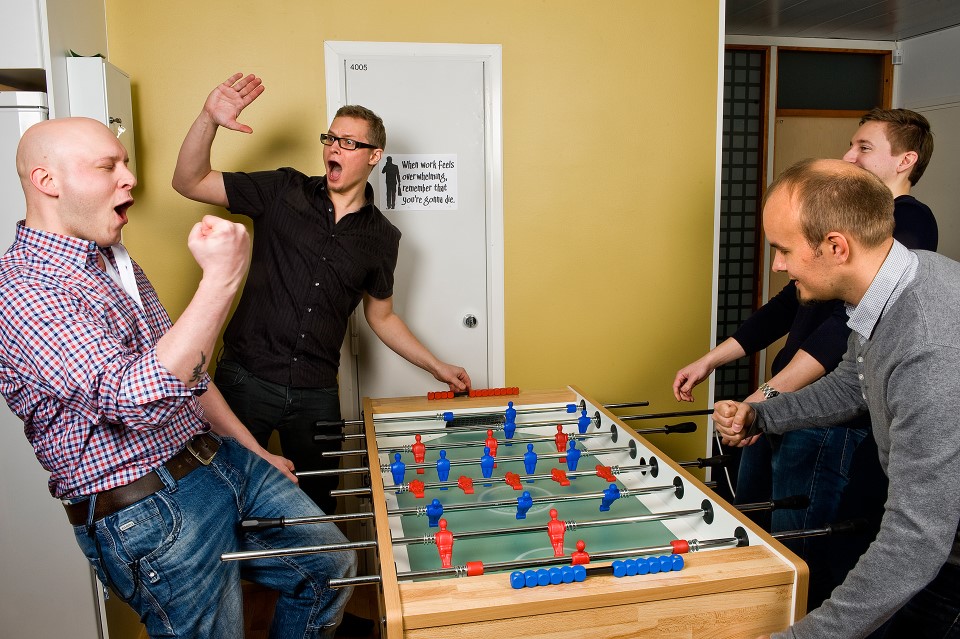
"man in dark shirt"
172,73,471,517
673,108,936,609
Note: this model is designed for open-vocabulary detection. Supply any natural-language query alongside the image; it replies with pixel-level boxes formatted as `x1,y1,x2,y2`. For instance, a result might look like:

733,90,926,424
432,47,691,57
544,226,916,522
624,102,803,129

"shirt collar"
317,177,377,213
845,240,919,341
13,221,103,272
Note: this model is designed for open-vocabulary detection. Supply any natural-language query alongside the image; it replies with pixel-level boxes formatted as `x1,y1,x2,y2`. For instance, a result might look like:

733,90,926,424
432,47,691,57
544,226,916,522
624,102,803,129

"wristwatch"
759,382,780,399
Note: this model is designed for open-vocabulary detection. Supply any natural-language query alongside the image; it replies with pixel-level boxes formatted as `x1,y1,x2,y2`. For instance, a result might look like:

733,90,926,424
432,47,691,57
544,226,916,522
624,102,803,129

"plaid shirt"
0,223,208,498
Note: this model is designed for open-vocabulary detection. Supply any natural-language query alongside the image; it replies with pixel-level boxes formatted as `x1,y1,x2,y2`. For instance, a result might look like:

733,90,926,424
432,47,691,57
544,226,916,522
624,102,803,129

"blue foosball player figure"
426,498,444,527
577,409,592,434
565,440,582,471
523,443,538,481
516,491,533,519
600,483,621,512
436,450,450,490
390,452,405,485
480,446,495,482
504,401,517,441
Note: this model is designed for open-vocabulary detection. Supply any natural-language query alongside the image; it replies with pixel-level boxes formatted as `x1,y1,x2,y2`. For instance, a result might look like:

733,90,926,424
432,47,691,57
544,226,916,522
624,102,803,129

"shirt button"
858,374,864,380
322,257,327,261
307,308,312,313
857,356,863,363
293,357,298,362
315,282,320,286
301,333,305,338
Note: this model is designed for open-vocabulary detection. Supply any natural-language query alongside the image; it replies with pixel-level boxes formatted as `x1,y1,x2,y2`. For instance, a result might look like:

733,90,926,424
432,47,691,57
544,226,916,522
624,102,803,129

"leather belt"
64,433,220,526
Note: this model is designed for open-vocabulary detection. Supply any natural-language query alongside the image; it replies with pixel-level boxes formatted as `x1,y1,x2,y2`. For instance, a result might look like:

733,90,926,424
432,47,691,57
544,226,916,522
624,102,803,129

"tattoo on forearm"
190,352,207,383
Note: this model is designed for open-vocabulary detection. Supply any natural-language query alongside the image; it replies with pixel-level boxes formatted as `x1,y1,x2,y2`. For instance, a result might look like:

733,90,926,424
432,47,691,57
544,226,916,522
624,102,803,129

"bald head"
16,117,116,187
764,158,895,250
15,117,135,246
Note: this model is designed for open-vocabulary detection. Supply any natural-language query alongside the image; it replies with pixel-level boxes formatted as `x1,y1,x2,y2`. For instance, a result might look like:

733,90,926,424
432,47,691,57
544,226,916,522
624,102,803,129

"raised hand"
203,72,265,133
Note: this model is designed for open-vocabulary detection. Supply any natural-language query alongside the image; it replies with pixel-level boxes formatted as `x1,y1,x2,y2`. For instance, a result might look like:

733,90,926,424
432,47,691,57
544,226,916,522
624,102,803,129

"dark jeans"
215,359,342,515
736,426,883,610
879,561,960,638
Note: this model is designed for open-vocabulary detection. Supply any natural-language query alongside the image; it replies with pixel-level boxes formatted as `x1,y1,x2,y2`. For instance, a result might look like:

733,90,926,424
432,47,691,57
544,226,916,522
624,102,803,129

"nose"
841,147,857,163
119,162,136,190
772,250,786,272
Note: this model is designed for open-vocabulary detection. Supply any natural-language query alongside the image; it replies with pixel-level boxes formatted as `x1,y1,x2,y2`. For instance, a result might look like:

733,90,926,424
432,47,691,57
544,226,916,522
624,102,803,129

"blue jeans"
736,426,871,608
215,359,342,515
73,437,357,639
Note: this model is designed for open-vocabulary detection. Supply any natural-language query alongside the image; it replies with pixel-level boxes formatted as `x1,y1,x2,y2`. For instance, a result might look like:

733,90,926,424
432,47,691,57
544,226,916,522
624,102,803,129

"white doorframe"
324,41,505,419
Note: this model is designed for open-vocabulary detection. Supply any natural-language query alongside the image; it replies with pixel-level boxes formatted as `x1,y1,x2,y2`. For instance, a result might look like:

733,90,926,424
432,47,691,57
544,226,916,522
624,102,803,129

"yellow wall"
103,0,720,462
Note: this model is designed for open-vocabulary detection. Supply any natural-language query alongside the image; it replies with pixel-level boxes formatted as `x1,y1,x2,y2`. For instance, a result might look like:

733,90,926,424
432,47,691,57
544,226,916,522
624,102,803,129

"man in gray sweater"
714,158,960,639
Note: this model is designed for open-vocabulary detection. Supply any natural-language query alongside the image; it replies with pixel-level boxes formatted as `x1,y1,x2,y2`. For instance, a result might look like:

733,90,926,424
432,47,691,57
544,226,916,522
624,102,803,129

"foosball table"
361,386,808,638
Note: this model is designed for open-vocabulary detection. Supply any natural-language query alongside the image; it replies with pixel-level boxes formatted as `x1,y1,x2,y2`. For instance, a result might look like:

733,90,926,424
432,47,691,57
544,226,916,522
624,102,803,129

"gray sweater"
753,250,960,639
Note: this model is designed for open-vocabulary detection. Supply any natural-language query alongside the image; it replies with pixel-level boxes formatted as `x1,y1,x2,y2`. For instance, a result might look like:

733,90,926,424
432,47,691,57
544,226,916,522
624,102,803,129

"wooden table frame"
363,387,808,638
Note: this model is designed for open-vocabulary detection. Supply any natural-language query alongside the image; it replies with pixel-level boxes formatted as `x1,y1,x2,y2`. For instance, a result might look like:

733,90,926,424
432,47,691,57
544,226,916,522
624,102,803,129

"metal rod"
603,401,651,409
372,413,595,440
391,508,707,546
387,483,679,517
392,535,739,581
239,512,374,531
619,408,714,421
383,462,654,493
220,540,377,562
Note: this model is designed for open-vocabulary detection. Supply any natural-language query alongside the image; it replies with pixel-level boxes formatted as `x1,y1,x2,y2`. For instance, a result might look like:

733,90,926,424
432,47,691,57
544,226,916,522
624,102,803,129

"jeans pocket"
112,492,180,565
214,359,249,390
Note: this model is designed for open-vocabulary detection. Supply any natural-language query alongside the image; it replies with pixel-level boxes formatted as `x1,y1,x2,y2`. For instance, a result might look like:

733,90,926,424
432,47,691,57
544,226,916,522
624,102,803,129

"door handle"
463,314,478,329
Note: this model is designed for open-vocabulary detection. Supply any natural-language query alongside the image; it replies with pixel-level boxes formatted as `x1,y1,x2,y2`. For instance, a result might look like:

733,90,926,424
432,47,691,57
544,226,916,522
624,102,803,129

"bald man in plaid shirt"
0,117,355,639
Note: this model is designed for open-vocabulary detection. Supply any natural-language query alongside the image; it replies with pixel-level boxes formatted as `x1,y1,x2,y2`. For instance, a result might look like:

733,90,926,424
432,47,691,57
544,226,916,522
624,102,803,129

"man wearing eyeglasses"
173,74,471,525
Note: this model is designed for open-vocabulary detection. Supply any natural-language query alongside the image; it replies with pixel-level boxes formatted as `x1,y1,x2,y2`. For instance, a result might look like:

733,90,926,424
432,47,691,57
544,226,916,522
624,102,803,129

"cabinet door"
0,0,44,70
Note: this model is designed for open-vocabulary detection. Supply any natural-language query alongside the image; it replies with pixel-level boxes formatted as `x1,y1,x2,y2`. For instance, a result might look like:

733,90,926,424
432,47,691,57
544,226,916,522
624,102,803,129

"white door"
326,43,504,416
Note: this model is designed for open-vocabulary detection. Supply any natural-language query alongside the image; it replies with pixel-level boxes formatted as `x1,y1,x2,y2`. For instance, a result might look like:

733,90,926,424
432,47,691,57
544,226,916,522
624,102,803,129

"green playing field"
378,423,682,577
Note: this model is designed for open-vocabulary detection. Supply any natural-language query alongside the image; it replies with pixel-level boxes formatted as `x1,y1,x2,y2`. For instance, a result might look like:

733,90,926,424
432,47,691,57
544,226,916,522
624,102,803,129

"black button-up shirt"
222,168,400,388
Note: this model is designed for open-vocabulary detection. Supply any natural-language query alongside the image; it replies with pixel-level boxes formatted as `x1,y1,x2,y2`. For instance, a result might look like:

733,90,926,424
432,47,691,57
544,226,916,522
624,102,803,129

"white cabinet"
0,0,45,70
66,57,137,178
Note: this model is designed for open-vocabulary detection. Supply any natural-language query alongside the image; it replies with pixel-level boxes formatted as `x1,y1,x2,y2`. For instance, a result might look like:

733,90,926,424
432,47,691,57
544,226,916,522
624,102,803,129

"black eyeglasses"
319,133,378,151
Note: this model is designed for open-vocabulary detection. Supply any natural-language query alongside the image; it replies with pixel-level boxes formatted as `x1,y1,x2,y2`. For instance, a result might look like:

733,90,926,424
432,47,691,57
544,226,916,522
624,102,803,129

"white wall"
901,25,960,261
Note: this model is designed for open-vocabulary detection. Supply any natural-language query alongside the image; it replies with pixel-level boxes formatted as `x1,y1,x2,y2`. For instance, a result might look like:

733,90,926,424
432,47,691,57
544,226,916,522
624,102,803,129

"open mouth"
114,200,133,220
327,160,343,182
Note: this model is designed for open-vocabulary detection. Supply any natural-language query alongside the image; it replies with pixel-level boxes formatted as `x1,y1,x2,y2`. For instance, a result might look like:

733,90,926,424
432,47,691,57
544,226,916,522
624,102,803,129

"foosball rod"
391,501,716,546
314,400,591,431
237,488,809,533
334,534,743,586
387,477,687,517
322,520,863,587
382,461,659,493
317,420,698,452
313,398,658,434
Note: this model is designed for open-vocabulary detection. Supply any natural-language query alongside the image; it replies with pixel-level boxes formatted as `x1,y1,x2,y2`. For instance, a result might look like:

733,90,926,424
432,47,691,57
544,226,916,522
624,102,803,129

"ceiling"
726,0,960,41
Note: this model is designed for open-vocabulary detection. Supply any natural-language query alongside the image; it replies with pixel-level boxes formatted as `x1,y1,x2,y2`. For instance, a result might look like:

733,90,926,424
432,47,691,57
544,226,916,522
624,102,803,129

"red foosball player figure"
484,429,499,457
547,508,566,557
554,425,569,462
412,434,426,474
571,539,590,565
435,518,454,568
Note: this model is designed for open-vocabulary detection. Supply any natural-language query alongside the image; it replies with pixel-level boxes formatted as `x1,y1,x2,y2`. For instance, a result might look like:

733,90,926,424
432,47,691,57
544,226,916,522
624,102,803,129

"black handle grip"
665,421,697,434
772,494,811,511
314,420,346,429
313,433,346,442
828,518,868,536
240,517,285,531
694,454,731,468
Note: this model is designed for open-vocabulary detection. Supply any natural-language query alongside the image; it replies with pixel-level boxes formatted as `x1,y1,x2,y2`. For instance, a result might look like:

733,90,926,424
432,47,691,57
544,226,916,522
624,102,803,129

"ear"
29,166,58,197
825,231,851,264
368,148,382,166
897,150,918,175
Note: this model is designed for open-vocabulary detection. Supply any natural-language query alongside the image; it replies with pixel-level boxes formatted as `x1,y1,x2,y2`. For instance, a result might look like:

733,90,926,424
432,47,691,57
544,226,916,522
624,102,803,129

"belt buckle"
186,436,216,466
